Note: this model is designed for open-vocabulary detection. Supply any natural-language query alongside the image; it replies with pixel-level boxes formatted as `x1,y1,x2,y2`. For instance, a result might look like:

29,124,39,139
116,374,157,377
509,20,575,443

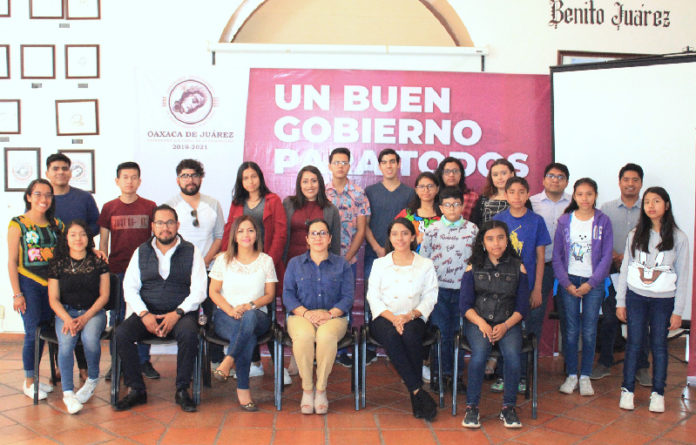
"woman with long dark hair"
48,219,109,414
470,159,516,227
552,178,613,397
8,179,64,399
395,171,441,250
459,220,528,429
435,156,479,220
616,187,689,413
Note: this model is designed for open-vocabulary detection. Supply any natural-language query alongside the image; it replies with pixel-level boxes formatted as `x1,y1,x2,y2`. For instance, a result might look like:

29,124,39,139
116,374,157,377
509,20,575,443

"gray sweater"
616,228,690,317
282,197,341,262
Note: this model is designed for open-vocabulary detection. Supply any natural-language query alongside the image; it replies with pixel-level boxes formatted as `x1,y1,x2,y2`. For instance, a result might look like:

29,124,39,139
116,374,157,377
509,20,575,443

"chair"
360,303,444,409
451,318,538,419
34,273,121,405
198,300,280,408
274,312,360,411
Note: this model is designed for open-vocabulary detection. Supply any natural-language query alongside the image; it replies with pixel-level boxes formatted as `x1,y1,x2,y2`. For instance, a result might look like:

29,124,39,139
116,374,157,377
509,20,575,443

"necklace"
70,256,87,273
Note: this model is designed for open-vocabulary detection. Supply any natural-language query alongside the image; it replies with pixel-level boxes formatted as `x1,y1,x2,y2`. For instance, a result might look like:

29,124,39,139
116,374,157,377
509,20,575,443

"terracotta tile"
327,410,377,429
23,413,89,435
0,424,39,445
99,416,164,436
218,428,272,445
329,429,381,445
562,404,623,424
168,409,226,428
610,414,674,436
377,412,429,429
513,427,580,445
98,439,139,445
543,416,602,435
0,415,15,428
584,425,654,445
126,427,166,445
273,429,324,445
381,429,437,445
662,424,696,443
0,394,37,412
223,411,275,428
275,412,325,429
78,405,134,423
6,438,58,445
51,425,115,445
160,426,218,445
435,429,490,445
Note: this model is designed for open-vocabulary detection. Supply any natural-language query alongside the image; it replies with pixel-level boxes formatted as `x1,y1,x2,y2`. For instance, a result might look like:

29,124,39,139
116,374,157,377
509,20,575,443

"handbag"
626,251,677,293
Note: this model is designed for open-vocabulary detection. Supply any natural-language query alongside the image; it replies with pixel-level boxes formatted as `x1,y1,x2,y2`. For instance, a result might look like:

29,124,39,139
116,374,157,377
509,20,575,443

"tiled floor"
0,337,694,444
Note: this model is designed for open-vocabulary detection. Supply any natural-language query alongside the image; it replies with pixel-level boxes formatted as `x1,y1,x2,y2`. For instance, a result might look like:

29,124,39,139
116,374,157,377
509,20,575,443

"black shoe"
410,392,423,419
365,349,377,366
462,405,480,428
141,361,160,379
114,389,147,411
175,389,197,412
416,388,437,422
336,353,353,368
499,405,522,428
104,366,112,381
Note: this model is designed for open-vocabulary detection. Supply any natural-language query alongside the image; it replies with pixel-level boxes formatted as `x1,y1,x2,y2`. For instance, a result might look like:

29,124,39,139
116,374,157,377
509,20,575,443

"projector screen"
551,55,696,320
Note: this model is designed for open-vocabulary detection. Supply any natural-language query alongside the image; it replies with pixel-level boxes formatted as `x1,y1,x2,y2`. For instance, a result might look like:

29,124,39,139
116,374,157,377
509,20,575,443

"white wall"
1,0,694,332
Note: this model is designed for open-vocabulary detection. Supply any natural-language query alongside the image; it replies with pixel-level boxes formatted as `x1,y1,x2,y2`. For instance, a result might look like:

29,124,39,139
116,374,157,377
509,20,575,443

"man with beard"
115,204,207,412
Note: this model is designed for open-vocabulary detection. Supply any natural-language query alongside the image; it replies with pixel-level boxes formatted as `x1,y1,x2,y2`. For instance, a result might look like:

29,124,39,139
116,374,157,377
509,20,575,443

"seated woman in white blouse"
208,216,277,411
367,217,439,421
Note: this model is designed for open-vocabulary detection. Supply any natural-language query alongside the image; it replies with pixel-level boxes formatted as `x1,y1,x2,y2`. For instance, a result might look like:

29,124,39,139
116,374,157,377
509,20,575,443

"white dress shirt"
530,190,571,262
123,236,207,316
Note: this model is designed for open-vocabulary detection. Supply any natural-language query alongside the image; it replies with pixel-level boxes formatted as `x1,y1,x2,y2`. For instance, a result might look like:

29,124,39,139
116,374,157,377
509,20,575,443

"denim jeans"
622,290,673,395
19,275,54,377
213,308,270,390
429,288,464,377
466,320,521,406
55,306,106,392
560,274,603,376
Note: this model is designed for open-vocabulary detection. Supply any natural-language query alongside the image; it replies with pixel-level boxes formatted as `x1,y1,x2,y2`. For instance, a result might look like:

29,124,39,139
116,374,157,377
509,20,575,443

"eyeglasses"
191,210,199,227
415,184,437,190
154,220,177,228
545,173,566,181
443,169,461,175
441,202,463,209
178,173,201,179
31,192,53,199
331,161,350,166
308,230,329,238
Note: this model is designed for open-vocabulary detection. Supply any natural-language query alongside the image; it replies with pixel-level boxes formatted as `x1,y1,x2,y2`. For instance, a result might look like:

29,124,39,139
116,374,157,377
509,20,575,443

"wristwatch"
175,308,185,317
249,302,257,310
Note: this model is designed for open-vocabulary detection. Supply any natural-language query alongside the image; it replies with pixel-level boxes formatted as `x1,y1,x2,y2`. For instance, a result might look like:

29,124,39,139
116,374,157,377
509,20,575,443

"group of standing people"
7,150,689,428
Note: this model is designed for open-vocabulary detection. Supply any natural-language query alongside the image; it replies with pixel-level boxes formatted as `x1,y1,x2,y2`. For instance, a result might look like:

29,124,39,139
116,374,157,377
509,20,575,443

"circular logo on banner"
168,80,214,125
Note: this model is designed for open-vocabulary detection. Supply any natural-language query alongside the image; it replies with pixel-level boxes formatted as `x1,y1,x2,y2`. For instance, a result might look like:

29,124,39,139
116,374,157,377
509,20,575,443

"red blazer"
220,192,288,279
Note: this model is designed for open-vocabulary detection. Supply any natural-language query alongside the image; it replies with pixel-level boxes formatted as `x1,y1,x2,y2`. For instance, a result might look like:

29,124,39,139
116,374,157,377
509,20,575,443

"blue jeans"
622,290,673,395
108,272,150,364
429,288,464,377
55,306,106,392
466,320,521,406
213,308,270,390
560,274,603,376
19,275,54,377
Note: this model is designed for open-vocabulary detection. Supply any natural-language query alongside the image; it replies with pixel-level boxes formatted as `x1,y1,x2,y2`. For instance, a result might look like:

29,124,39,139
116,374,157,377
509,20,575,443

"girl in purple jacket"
552,178,613,397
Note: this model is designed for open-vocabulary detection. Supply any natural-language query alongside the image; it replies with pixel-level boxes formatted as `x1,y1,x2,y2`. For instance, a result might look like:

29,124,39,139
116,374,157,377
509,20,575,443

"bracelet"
409,311,416,321
13,292,24,299
301,309,308,318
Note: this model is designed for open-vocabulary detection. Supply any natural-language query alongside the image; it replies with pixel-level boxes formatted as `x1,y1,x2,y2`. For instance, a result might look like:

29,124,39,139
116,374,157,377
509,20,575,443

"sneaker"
559,375,578,394
75,378,98,404
619,387,635,410
365,349,378,365
62,391,83,414
23,381,47,400
422,365,431,383
249,362,264,377
499,405,522,428
283,368,292,386
649,392,665,413
336,353,353,368
462,405,480,428
635,368,652,387
141,361,160,379
590,364,611,380
38,382,54,393
579,376,594,396
490,377,504,393
518,378,527,394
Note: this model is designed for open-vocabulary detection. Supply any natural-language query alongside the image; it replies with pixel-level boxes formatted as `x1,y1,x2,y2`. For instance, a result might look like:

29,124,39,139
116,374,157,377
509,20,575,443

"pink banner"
244,69,551,196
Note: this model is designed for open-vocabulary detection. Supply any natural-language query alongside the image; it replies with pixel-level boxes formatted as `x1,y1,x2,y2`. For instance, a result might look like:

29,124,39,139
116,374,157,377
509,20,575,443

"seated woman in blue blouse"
459,220,529,429
283,218,354,415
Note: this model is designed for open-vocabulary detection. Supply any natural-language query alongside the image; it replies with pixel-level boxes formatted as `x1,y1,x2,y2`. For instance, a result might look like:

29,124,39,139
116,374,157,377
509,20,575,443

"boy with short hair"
421,187,478,391
98,162,157,379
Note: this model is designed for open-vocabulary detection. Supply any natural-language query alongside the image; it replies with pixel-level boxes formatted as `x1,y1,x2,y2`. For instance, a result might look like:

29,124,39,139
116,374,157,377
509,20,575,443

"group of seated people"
9,149,689,430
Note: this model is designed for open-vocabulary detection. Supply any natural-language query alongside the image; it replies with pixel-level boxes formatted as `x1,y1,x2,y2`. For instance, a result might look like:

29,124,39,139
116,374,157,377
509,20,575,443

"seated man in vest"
114,204,207,412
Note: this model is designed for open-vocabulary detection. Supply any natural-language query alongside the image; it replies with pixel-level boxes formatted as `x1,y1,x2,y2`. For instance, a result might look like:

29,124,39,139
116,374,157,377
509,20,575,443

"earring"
482,246,486,252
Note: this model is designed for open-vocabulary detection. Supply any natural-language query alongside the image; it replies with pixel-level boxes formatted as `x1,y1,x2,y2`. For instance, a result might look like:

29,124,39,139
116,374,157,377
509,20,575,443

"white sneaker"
75,378,98,404
23,381,47,400
62,391,83,414
619,387,635,410
38,382,54,393
649,392,665,413
283,368,292,386
422,365,431,383
579,376,594,396
249,362,265,377
559,375,578,394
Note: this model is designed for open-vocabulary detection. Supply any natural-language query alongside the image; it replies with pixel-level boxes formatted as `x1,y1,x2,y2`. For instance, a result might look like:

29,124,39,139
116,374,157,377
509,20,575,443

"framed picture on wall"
55,99,99,135
0,0,9,18
4,147,40,191
557,50,651,65
0,99,20,134
66,0,100,19
21,44,56,79
29,0,63,19
58,149,94,192
0,45,9,78
65,44,99,78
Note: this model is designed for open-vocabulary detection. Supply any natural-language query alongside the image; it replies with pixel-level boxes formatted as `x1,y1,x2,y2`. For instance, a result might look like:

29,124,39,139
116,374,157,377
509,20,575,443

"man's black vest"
473,256,521,324
138,236,194,314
